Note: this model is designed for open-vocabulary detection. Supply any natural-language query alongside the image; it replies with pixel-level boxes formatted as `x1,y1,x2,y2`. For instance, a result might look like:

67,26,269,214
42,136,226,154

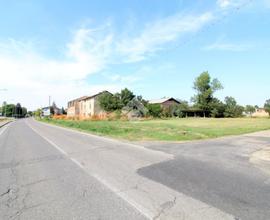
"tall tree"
15,103,22,118
264,99,270,116
192,71,223,117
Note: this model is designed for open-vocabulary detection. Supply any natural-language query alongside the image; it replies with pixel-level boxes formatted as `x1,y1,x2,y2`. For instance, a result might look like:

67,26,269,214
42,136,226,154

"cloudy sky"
0,0,269,110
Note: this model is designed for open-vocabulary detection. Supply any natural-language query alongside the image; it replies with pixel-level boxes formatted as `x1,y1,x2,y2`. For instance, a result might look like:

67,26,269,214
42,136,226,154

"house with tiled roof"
67,91,111,118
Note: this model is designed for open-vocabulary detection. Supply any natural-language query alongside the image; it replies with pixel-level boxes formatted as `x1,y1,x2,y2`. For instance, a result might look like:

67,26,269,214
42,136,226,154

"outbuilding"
148,97,180,108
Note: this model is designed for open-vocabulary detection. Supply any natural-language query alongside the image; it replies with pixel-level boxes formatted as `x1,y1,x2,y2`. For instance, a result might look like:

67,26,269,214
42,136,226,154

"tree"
264,99,270,116
137,95,148,106
224,97,244,118
27,111,33,117
34,108,42,117
22,107,27,117
98,92,121,112
61,107,67,115
120,88,135,107
245,105,256,117
210,98,225,118
99,89,136,112
170,101,190,117
1,104,15,117
15,103,22,118
192,71,223,117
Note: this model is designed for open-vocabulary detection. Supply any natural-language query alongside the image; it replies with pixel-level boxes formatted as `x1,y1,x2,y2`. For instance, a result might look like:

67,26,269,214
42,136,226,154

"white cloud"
116,12,214,62
0,11,216,110
217,0,231,8
216,0,248,9
0,28,115,110
203,40,253,51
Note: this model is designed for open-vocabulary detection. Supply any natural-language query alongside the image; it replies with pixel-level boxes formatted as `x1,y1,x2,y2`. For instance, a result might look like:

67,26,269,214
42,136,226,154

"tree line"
99,71,269,118
0,102,28,118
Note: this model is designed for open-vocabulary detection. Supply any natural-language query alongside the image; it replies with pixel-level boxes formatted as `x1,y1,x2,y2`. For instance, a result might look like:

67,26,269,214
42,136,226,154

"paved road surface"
0,120,146,220
1,119,270,219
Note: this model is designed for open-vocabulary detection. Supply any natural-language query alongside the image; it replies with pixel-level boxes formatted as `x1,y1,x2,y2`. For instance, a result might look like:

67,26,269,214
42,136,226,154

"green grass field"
40,117,270,141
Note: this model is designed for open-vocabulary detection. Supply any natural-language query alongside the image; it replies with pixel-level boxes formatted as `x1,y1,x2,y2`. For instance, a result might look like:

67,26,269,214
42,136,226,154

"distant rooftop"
149,97,180,104
68,91,111,103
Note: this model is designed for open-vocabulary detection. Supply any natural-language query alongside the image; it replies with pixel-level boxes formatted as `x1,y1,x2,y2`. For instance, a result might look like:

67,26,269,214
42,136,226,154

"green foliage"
61,107,67,115
98,92,121,112
1,102,27,118
99,89,135,112
1,104,15,117
146,104,162,118
119,88,135,107
245,105,256,116
264,99,270,116
192,71,223,117
224,96,244,118
22,107,27,117
34,108,42,117
210,98,225,118
167,101,190,118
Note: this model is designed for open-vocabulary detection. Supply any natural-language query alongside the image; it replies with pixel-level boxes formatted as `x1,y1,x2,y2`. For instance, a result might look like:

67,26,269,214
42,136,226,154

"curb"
0,120,12,129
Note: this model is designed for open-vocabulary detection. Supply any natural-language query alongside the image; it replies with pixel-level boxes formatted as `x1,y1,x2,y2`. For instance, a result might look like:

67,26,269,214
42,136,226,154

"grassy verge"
38,117,270,141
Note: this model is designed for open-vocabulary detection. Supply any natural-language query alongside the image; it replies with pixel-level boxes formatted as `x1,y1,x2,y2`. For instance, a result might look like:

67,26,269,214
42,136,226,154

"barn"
148,97,180,108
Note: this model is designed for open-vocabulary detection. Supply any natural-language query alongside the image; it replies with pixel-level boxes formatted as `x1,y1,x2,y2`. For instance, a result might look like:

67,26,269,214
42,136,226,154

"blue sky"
0,0,269,110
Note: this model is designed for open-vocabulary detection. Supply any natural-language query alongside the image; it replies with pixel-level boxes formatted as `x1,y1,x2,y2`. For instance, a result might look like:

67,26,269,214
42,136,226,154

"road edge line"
25,120,153,220
33,118,174,159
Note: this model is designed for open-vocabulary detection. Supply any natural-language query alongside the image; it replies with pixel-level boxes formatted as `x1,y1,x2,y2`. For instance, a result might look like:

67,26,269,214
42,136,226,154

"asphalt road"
0,120,147,220
1,119,270,220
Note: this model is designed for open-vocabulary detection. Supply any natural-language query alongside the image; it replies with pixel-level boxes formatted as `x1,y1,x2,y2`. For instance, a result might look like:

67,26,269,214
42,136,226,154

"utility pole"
49,95,51,107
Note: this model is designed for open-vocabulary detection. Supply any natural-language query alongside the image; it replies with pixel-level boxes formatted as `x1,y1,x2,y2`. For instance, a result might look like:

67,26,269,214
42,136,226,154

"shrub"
146,104,162,118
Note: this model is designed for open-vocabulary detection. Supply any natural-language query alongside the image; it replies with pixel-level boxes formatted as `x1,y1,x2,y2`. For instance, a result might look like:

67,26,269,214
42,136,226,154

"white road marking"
26,121,68,156
34,118,173,159
26,119,235,220
25,120,152,220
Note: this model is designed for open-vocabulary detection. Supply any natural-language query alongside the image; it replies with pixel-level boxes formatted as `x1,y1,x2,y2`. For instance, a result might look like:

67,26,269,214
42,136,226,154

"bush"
146,104,162,118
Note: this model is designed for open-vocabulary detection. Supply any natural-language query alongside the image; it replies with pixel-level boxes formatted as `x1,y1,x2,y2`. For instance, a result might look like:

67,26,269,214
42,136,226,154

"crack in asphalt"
0,188,11,197
153,196,177,220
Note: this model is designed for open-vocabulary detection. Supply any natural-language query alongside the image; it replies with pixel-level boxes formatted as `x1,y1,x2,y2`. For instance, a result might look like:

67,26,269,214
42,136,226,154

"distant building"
42,102,62,116
148,97,180,108
67,91,110,118
252,108,269,117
